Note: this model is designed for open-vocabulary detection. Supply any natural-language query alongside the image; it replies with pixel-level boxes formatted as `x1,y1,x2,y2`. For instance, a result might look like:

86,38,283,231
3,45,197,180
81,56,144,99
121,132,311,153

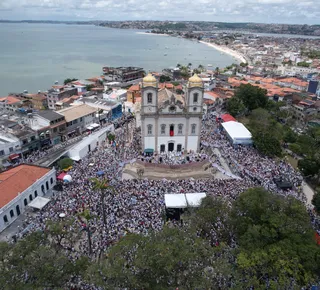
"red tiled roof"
0,165,51,208
128,85,140,92
221,114,236,122
0,96,21,105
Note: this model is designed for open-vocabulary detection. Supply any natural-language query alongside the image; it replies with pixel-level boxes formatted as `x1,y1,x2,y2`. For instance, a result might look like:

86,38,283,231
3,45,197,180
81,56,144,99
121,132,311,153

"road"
34,139,83,167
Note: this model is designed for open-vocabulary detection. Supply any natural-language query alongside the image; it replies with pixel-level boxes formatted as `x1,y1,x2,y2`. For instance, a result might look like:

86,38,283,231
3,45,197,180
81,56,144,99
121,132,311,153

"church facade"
140,73,204,153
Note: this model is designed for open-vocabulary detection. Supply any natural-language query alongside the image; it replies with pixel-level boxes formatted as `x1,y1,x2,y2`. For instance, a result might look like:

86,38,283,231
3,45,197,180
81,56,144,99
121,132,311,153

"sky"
0,0,319,25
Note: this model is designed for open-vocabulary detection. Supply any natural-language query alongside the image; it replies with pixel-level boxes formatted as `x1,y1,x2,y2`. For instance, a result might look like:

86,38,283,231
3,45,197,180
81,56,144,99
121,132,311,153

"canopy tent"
28,196,51,210
220,114,236,123
185,193,207,207
164,194,187,208
221,121,252,145
144,148,154,154
63,174,72,183
91,123,100,129
57,172,67,180
9,153,20,160
164,193,207,209
96,171,105,176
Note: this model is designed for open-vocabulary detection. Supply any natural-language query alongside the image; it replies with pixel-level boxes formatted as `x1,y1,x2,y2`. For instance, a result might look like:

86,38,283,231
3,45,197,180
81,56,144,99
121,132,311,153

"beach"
199,41,247,64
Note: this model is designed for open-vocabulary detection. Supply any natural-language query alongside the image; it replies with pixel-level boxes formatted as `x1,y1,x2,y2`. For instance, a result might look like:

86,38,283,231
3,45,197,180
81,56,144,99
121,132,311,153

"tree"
226,97,246,117
88,227,233,289
235,84,268,111
63,78,78,85
107,133,115,142
90,177,115,225
312,189,320,214
78,209,95,255
58,157,73,170
239,62,248,67
252,130,282,157
0,231,89,290
198,64,205,72
231,188,320,289
159,75,171,83
86,84,94,91
189,196,232,245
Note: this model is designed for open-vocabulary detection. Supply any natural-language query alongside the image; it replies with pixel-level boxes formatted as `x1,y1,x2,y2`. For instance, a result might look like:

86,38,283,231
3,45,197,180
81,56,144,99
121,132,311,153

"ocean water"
0,23,235,96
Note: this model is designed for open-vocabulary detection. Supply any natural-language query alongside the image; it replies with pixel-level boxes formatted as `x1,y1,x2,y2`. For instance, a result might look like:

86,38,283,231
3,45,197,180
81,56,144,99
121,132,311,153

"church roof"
158,88,185,107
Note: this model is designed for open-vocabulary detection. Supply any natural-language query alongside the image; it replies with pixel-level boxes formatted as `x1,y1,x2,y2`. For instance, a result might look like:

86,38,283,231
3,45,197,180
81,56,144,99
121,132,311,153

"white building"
140,73,204,153
0,164,56,232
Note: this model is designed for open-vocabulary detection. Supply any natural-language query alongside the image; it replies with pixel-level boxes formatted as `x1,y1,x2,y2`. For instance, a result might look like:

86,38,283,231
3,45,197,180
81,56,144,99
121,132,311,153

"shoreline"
136,31,247,64
199,41,247,64
136,32,169,37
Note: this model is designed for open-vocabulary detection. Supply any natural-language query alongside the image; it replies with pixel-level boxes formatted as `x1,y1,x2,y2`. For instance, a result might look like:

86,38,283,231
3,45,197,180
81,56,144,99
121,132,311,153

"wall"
0,168,56,233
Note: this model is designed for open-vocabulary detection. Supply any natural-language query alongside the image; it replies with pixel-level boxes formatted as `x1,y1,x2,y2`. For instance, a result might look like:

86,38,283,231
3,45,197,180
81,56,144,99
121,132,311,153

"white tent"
28,196,51,210
164,193,207,209
221,121,252,145
164,194,187,208
185,193,207,207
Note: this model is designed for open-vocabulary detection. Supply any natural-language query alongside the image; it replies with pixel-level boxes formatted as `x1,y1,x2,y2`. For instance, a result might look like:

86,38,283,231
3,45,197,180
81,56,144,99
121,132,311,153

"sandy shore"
136,32,169,37
199,41,247,63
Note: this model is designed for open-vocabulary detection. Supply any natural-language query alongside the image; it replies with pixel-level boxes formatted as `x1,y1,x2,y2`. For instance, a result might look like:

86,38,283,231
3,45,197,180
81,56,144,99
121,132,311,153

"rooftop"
0,165,51,208
57,104,97,122
36,110,64,122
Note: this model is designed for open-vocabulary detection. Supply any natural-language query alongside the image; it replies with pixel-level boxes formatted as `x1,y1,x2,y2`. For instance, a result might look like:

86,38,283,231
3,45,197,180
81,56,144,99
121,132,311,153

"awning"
91,123,100,128
86,125,94,130
144,148,154,154
28,196,51,210
9,153,20,160
57,172,67,180
164,193,207,209
70,156,81,161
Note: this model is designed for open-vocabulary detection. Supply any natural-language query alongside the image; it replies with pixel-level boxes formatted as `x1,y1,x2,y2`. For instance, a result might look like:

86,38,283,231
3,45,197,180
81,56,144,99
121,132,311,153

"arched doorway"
24,198,28,206
16,205,20,216
168,142,174,152
160,144,165,153
177,144,182,152
10,210,14,218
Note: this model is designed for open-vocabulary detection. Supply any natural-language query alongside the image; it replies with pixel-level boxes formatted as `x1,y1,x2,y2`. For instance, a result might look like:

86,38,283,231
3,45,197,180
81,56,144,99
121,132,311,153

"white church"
140,73,204,153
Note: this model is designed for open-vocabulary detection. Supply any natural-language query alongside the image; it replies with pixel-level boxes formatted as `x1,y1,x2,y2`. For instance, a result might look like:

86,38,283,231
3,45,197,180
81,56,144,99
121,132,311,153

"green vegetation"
58,157,73,170
107,133,115,142
86,84,95,91
159,75,171,83
297,61,310,67
63,78,78,85
312,189,320,214
1,188,318,289
301,49,320,59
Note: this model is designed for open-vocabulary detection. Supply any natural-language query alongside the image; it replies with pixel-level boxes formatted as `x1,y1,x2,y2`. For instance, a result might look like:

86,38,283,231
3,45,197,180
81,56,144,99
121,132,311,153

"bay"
0,23,235,96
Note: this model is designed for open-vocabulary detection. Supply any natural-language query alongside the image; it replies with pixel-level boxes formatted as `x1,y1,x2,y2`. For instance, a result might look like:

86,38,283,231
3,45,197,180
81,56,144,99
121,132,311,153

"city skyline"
0,0,319,25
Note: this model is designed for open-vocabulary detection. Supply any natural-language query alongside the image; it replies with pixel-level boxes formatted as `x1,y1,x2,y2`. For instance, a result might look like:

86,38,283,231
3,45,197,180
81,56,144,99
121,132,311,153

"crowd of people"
12,111,319,289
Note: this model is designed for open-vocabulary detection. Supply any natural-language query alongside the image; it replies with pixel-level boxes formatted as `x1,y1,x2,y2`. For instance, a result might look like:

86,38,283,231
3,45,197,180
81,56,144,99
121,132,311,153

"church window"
160,124,166,135
169,106,176,112
147,93,153,104
191,124,196,134
193,93,198,103
147,124,153,135
178,124,183,134
170,124,174,136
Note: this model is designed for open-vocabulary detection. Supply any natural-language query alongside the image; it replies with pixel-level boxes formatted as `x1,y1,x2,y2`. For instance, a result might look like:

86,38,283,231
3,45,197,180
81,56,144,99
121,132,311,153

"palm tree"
215,67,220,75
78,209,94,255
90,177,115,225
176,63,181,68
198,64,205,72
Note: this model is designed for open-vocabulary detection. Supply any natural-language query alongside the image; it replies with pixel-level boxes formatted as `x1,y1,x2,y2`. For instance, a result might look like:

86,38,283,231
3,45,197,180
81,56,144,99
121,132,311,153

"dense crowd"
13,112,318,289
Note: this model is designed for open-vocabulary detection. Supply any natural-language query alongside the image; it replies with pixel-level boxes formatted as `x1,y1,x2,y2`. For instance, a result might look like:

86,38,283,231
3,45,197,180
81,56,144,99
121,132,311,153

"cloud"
0,0,319,24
